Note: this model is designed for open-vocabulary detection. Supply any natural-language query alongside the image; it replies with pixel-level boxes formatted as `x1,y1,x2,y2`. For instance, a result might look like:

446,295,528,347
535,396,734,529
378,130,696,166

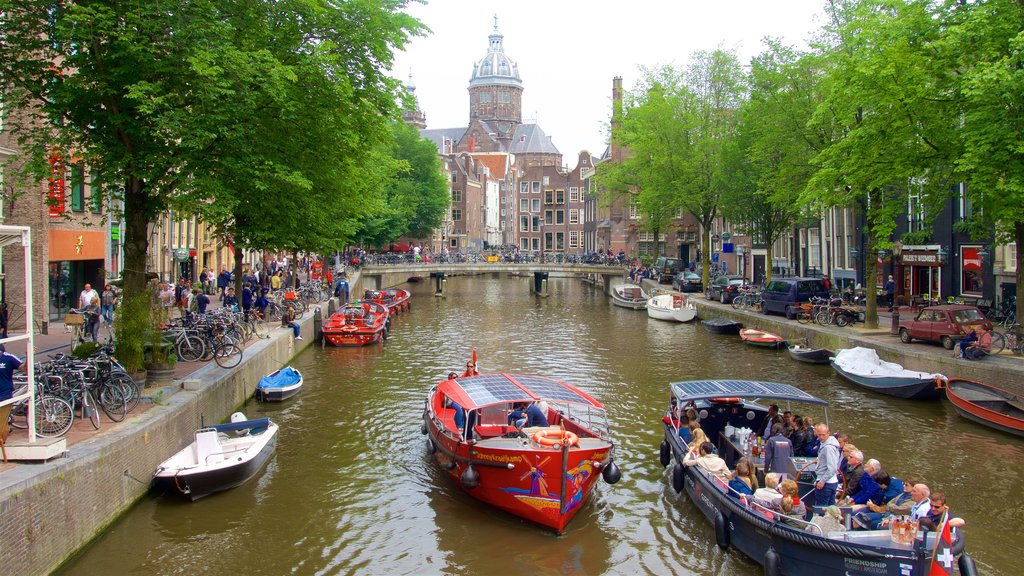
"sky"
389,0,828,161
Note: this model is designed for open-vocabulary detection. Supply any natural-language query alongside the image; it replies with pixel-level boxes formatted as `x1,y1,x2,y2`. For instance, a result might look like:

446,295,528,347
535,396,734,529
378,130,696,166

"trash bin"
890,308,900,335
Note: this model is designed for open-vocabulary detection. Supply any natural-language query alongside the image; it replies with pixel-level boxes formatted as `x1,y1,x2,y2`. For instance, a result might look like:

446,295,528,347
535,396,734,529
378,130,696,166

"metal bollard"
313,306,323,342
890,308,900,335
327,297,337,317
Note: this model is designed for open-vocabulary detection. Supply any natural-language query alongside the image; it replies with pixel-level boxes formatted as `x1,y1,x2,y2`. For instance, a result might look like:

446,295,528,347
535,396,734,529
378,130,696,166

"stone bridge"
356,262,627,296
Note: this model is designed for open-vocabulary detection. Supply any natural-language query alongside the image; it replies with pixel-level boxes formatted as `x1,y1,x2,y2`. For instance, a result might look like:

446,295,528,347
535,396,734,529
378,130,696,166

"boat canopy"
437,373,605,411
669,380,828,406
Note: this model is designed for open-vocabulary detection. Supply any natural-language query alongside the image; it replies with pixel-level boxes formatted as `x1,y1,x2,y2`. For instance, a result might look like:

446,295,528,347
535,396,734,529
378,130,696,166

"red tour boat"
321,302,390,346
363,288,411,315
422,370,621,533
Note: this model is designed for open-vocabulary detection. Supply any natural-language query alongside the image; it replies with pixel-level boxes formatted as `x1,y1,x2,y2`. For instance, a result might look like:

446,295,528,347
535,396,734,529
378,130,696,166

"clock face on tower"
496,122,511,135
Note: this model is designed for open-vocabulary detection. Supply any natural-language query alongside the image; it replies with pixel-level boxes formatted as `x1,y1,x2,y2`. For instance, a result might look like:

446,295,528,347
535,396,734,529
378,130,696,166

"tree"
0,0,424,300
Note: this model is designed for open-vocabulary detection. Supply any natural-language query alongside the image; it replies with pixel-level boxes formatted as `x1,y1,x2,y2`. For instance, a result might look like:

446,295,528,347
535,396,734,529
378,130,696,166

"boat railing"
205,444,256,464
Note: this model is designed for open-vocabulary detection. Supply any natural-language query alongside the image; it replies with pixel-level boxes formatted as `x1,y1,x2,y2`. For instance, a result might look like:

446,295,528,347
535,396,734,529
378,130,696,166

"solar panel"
456,374,532,406
512,375,595,406
669,380,827,405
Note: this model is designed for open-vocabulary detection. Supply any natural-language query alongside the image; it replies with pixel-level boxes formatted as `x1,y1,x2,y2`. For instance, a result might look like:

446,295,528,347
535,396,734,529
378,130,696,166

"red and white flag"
928,513,955,576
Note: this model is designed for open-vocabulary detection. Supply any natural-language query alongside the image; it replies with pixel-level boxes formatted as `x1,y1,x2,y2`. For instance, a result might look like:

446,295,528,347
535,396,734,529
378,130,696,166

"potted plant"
113,292,151,385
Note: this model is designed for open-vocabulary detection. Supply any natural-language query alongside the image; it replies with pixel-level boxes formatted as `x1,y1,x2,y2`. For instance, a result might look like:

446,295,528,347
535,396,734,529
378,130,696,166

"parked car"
706,275,747,304
760,277,831,319
898,305,994,350
672,271,703,293
653,257,685,284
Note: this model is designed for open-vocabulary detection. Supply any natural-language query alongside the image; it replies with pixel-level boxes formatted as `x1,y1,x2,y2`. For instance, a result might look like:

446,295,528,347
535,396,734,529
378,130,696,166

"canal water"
62,274,1021,575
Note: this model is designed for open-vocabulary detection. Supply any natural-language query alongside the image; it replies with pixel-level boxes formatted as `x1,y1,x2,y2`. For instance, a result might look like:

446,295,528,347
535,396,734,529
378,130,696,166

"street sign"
711,234,721,242
110,226,120,241
174,248,189,262
721,232,732,242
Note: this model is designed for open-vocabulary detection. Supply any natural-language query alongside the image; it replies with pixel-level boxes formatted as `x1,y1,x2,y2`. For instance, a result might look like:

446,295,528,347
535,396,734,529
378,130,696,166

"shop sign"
174,248,190,262
901,251,939,265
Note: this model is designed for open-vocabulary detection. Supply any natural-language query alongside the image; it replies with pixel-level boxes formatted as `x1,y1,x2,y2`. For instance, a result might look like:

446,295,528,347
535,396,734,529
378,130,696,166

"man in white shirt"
79,283,99,310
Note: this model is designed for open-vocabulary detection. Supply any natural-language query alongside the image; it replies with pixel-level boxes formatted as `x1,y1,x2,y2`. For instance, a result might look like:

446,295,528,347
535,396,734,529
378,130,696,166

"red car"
898,305,994,349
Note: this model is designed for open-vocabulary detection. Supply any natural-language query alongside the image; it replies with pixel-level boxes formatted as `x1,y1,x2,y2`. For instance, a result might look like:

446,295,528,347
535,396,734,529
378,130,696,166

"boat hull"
322,330,384,346
255,368,303,402
646,294,698,322
153,428,277,501
611,284,648,309
946,378,1024,437
787,346,834,364
830,362,943,400
256,383,301,402
425,419,610,533
322,302,390,346
739,329,786,349
702,319,743,334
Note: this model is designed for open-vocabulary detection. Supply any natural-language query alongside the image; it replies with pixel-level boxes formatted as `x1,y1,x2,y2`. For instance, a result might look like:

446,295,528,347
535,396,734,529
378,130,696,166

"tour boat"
363,288,411,315
787,344,834,365
646,293,698,322
153,413,278,501
659,380,974,576
255,366,303,402
422,371,621,533
830,347,945,400
321,302,390,346
702,317,743,335
945,378,1024,437
611,284,649,309
739,328,786,349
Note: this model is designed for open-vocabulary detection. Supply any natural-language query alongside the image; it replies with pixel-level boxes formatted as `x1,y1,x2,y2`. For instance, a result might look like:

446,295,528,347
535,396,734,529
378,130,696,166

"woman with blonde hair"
687,428,710,457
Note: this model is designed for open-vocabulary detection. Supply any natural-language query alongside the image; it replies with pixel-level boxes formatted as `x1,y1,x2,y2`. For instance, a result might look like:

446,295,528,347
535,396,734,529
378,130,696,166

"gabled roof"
510,124,560,155
469,153,510,179
420,127,467,154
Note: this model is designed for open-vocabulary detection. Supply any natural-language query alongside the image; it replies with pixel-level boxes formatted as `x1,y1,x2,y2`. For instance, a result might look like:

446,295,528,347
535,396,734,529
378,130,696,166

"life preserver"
710,397,742,404
532,429,579,448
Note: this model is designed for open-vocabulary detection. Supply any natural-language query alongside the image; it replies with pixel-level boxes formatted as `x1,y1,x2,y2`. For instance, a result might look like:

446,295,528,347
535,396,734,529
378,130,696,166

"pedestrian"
241,282,254,321
100,284,116,326
884,275,896,311
224,287,238,311
78,283,99,310
0,299,9,339
196,288,210,314
84,296,101,342
0,343,25,441
217,266,231,302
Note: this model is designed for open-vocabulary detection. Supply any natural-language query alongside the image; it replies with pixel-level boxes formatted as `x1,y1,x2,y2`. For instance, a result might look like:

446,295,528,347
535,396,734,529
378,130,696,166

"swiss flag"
928,514,956,576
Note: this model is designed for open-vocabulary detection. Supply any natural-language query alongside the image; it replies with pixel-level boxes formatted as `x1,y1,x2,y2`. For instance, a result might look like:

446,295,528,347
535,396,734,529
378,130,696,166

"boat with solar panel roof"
421,370,621,533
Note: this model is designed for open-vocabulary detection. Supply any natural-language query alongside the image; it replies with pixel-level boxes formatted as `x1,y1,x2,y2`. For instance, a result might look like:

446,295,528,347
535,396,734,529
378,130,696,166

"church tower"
467,16,523,143
401,71,427,130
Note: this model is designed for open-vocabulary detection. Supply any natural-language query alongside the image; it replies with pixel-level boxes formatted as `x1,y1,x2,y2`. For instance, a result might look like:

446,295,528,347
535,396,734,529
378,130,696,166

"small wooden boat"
787,344,834,364
945,378,1024,437
423,369,621,533
153,413,278,501
739,328,786,349
363,288,411,315
658,380,972,576
611,284,649,309
702,317,743,335
255,366,303,402
321,302,390,346
407,275,424,283
830,347,945,400
646,293,697,322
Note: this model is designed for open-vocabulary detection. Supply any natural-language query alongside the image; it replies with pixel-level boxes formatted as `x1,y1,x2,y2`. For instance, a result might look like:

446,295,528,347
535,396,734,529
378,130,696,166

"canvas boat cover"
832,347,944,380
257,366,302,389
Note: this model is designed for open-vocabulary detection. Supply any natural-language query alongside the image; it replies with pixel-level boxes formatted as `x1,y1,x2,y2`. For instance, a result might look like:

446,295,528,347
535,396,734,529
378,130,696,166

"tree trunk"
765,243,773,285
700,219,713,290
233,245,244,296
863,231,879,329
1016,221,1023,326
121,176,152,299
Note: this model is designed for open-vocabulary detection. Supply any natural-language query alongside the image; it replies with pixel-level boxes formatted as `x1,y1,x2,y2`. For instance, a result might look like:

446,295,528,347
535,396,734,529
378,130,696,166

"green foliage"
900,230,932,246
112,294,150,373
72,341,101,360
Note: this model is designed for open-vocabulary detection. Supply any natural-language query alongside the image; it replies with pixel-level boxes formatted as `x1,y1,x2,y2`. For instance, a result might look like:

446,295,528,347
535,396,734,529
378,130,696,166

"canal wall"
0,308,323,576
685,295,1024,397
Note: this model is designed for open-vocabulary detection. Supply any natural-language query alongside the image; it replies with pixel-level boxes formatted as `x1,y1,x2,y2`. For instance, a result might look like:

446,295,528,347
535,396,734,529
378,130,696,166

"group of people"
955,326,992,360
76,283,118,342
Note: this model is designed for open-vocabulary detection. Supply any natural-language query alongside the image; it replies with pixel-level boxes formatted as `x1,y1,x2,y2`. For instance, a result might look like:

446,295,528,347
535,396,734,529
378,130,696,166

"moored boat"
945,378,1024,437
363,288,411,315
787,344,834,365
702,317,743,335
830,347,945,400
739,328,786,349
153,413,278,501
321,302,390,346
422,370,621,533
659,380,973,576
611,284,649,309
646,293,698,322
255,366,304,402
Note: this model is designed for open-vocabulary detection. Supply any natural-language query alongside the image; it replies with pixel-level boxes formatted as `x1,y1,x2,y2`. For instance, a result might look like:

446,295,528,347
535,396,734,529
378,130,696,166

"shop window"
70,165,85,211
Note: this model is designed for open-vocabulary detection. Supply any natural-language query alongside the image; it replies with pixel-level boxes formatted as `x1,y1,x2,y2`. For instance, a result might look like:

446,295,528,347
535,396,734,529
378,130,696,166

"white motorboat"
646,293,697,322
611,284,649,309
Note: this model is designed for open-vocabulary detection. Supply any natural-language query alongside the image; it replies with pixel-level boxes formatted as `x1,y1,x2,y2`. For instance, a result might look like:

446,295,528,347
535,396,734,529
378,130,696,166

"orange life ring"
710,397,742,404
532,429,579,448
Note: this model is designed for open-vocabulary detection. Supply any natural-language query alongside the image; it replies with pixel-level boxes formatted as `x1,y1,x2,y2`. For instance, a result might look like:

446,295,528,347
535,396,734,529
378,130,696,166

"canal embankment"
0,305,326,576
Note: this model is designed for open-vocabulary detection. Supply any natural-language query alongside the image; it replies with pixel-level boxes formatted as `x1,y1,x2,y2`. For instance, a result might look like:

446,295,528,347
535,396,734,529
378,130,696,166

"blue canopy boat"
658,379,974,576
255,366,304,402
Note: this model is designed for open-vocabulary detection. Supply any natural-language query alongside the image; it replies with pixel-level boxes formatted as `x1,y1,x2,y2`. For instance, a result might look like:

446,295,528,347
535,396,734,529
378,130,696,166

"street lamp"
937,245,948,264
849,247,859,259
978,245,990,262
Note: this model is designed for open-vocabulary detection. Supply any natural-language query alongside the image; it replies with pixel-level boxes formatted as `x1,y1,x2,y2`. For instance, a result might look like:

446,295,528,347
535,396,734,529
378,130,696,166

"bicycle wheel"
99,385,128,422
84,391,101,429
835,313,851,328
7,398,28,429
796,309,812,324
35,396,74,437
732,295,745,310
214,342,243,368
111,373,141,413
177,335,206,362
989,332,1006,354
815,310,833,326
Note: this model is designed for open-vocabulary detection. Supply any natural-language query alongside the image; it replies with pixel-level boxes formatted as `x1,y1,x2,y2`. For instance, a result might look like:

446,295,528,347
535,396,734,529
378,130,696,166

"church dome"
469,19,522,89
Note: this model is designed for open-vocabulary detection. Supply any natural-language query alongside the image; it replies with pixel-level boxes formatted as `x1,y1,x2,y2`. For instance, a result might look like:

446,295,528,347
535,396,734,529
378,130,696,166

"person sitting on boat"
447,398,466,434
683,441,731,484
764,423,793,472
677,415,693,443
759,404,780,440
789,415,809,455
798,415,820,456
813,423,842,506
681,420,700,444
447,372,458,381
840,447,866,501
872,470,904,507
963,327,992,360
728,459,757,499
852,475,919,530
461,361,479,378
524,402,549,428
840,451,881,506
956,328,978,358
779,479,807,520
686,428,711,457
507,403,528,429
753,472,784,509
918,492,966,530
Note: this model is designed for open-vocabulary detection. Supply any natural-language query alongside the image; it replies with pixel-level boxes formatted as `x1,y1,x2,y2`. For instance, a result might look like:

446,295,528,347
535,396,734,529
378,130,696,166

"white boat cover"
833,347,944,380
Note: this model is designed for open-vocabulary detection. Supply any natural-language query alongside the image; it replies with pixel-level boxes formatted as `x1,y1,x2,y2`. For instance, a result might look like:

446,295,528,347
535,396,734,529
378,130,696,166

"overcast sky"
389,1,827,160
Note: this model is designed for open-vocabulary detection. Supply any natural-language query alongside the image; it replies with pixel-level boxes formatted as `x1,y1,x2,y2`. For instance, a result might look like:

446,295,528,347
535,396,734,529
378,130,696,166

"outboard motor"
230,412,247,423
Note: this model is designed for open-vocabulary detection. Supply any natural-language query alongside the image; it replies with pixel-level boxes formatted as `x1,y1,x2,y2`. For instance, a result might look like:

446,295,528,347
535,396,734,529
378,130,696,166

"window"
521,237,530,250
70,166,85,212
569,230,580,248
545,190,554,205
532,181,541,193
958,182,973,222
532,237,540,251
556,210,564,224
520,215,529,231
520,181,529,194
569,209,579,224
907,181,925,232
544,210,553,225
532,216,540,231
480,92,492,103
629,205,639,219
531,198,540,212
555,190,565,204
569,187,579,203
452,189,462,203
89,172,102,213
556,232,564,250
498,92,511,103
543,176,549,186
452,209,462,221
451,172,457,183
520,198,528,212
545,232,553,250
807,228,821,269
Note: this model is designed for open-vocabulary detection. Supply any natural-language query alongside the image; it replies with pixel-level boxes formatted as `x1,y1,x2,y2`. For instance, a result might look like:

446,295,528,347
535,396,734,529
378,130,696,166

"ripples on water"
62,275,1021,576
